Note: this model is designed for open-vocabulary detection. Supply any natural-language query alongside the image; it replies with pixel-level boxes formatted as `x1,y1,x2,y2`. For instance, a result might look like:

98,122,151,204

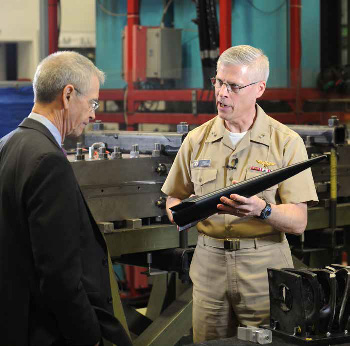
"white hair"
33,51,105,103
217,45,269,82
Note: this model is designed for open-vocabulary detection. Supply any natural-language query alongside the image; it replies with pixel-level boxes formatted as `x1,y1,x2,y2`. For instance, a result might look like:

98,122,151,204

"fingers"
217,203,244,217
218,194,251,217
220,194,244,206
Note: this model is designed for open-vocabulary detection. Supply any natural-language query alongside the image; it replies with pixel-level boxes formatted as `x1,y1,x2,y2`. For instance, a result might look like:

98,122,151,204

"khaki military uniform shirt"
162,104,318,239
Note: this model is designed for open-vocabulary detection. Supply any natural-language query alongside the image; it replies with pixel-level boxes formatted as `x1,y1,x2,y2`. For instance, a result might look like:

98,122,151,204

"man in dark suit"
0,51,131,346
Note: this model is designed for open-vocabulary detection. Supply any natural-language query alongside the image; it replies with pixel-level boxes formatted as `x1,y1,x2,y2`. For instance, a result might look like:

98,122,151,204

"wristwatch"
257,200,272,220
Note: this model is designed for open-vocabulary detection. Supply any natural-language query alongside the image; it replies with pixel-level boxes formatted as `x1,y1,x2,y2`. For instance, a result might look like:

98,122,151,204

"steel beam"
48,0,59,54
289,0,301,89
219,0,232,53
126,0,140,86
105,224,198,258
306,203,350,231
133,287,193,346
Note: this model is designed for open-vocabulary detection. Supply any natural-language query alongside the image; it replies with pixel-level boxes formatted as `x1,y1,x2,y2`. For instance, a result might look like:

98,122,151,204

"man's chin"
217,111,229,121
69,128,84,138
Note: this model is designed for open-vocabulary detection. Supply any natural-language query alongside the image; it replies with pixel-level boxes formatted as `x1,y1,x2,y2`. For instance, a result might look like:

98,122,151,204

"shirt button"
199,178,202,183
107,296,113,304
102,258,108,267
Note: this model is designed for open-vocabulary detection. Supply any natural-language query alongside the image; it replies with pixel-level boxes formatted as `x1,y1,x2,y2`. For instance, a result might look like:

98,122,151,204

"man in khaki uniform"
161,45,318,343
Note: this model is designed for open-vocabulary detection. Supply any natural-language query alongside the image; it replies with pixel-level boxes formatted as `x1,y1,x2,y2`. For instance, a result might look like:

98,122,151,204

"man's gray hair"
217,45,269,82
33,51,105,103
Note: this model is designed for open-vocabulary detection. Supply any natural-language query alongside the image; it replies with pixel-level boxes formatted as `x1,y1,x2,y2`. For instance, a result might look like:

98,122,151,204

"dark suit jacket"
0,118,131,346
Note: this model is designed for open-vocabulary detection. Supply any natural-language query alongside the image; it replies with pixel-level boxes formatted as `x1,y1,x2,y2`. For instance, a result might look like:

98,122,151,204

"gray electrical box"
146,27,182,79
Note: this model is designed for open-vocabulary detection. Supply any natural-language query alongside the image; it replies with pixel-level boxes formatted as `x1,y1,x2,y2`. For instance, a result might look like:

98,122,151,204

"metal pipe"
48,0,59,54
330,147,337,230
126,0,139,86
289,0,301,89
219,0,232,53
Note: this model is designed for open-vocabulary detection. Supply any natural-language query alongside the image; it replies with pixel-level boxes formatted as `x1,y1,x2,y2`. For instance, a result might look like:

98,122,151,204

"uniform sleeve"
161,134,194,199
26,152,101,345
278,134,319,205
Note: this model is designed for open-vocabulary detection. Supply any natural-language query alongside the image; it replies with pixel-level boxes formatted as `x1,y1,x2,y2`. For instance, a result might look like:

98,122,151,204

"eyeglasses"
89,100,100,112
74,87,100,112
210,77,259,94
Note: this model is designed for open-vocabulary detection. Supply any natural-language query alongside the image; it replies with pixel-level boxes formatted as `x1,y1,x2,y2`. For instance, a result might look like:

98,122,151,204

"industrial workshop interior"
3,0,350,345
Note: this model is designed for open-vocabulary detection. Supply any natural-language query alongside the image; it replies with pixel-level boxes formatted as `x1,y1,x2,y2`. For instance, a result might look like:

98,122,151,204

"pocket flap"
191,168,217,185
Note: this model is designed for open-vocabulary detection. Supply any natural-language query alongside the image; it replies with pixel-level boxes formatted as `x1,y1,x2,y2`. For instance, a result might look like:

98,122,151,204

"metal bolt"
93,120,104,131
98,147,108,160
111,146,122,159
130,144,140,158
152,143,162,157
177,122,189,134
156,163,167,175
328,115,339,127
75,147,85,161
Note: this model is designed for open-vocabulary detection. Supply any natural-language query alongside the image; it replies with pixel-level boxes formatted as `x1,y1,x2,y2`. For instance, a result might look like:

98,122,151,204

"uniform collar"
248,104,270,146
206,104,271,150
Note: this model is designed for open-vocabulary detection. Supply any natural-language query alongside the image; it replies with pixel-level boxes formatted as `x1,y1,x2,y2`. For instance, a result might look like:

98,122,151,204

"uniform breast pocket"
245,169,278,201
191,168,217,196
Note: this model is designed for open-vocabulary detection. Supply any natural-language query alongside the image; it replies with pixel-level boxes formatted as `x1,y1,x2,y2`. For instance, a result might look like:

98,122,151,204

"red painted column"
126,0,140,127
290,0,301,89
219,0,232,54
48,0,59,54
126,0,139,87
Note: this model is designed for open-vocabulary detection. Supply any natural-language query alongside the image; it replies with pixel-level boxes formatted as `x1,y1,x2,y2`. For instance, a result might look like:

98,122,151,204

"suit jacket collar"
19,117,62,150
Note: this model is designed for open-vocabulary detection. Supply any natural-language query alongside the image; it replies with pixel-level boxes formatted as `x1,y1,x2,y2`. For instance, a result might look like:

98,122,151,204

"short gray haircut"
217,45,269,82
33,51,105,103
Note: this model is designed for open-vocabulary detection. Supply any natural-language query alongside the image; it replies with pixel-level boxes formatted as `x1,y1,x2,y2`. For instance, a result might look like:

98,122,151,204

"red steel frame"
219,0,232,54
48,0,350,126
48,0,59,54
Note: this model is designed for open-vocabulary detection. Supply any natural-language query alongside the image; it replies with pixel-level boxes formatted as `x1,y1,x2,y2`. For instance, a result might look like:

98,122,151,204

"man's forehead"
216,64,252,82
87,75,100,98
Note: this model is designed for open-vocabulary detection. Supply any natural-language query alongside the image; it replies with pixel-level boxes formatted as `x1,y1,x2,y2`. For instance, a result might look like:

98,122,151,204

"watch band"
257,200,272,220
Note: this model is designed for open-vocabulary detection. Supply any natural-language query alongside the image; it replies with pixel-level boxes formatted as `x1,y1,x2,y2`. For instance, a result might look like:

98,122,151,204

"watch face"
265,204,272,216
260,203,272,219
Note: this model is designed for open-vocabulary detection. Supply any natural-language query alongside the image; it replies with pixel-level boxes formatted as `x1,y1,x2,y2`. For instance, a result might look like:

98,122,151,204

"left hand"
217,180,265,218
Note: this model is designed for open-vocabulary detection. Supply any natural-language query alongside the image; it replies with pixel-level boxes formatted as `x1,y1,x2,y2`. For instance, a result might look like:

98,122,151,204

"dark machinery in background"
287,117,350,267
65,115,350,345
68,122,194,346
194,0,220,89
267,265,350,344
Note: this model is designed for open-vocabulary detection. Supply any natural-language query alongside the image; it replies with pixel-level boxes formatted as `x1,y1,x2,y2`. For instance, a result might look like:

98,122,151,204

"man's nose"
89,112,96,121
218,83,229,97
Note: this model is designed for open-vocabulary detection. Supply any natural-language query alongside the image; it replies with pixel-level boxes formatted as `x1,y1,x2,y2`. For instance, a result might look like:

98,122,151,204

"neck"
224,107,256,133
32,102,68,144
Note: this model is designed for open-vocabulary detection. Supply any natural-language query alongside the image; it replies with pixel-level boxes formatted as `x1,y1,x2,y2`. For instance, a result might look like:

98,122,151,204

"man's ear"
62,84,74,109
256,81,266,99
